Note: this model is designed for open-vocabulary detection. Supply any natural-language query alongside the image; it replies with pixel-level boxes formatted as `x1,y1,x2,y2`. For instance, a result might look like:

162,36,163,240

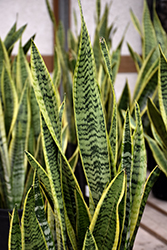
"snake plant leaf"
41,114,66,249
130,9,142,38
147,98,167,149
109,103,118,171
127,43,142,72
59,96,66,129
56,21,77,144
22,33,36,55
21,187,48,250
118,80,131,124
129,166,161,248
117,184,126,250
82,229,99,250
33,173,55,250
8,205,21,250
93,3,109,71
132,47,158,104
9,82,30,207
95,0,101,25
159,46,167,130
119,109,132,249
0,100,12,208
31,40,61,144
99,37,112,83
135,66,158,116
4,21,17,49
153,3,167,58
16,41,32,98
0,39,10,84
25,150,54,211
61,150,85,233
130,102,147,240
1,63,18,136
68,146,79,172
111,35,124,85
41,115,66,249
145,134,167,176
67,29,78,54
29,86,40,144
74,0,110,208
53,47,61,89
99,37,117,171
142,0,159,61
45,0,56,28
61,124,68,154
75,189,91,250
89,170,125,250
5,24,27,53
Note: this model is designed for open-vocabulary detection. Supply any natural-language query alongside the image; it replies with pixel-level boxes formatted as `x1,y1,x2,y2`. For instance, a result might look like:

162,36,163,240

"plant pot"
0,208,22,250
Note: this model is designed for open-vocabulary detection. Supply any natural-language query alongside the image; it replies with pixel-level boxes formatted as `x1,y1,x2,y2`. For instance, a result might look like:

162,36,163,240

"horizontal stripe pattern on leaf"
74,0,110,207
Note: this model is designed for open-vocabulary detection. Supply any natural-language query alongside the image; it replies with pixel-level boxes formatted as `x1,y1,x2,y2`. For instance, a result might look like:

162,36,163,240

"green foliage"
45,0,122,146
146,47,167,177
0,23,40,209
120,0,167,134
9,1,160,249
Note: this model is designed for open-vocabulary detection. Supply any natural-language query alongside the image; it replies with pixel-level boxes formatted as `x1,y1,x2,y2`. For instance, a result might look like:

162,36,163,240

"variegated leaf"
74,0,110,208
89,170,125,250
21,187,48,250
130,103,147,240
8,205,21,250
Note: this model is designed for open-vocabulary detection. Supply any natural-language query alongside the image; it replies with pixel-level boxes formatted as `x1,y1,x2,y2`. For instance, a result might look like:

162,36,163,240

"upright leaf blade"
73,0,110,207
21,187,48,250
41,114,66,249
129,166,161,248
82,229,99,250
9,82,30,207
8,205,21,250
90,171,125,250
130,103,147,240
31,40,61,144
33,173,55,250
159,46,167,130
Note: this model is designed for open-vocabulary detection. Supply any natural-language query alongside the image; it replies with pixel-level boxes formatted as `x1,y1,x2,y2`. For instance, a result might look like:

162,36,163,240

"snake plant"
45,0,123,147
0,23,39,209
8,1,160,249
146,46,167,177
121,0,167,134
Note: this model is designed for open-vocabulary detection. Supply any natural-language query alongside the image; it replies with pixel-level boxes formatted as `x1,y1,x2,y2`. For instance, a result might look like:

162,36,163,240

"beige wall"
0,0,53,55
70,0,144,100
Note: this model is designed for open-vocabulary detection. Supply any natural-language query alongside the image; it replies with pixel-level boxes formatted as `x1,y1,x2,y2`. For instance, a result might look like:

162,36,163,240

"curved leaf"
129,166,161,248
90,171,125,250
158,46,167,130
82,229,98,250
21,187,48,250
147,98,167,149
31,40,61,144
33,173,55,250
145,134,167,176
8,205,21,250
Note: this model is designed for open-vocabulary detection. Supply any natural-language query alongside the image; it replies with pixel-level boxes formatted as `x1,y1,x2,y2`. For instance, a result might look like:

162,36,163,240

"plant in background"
0,23,41,209
119,0,167,134
8,1,160,249
146,46,167,182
